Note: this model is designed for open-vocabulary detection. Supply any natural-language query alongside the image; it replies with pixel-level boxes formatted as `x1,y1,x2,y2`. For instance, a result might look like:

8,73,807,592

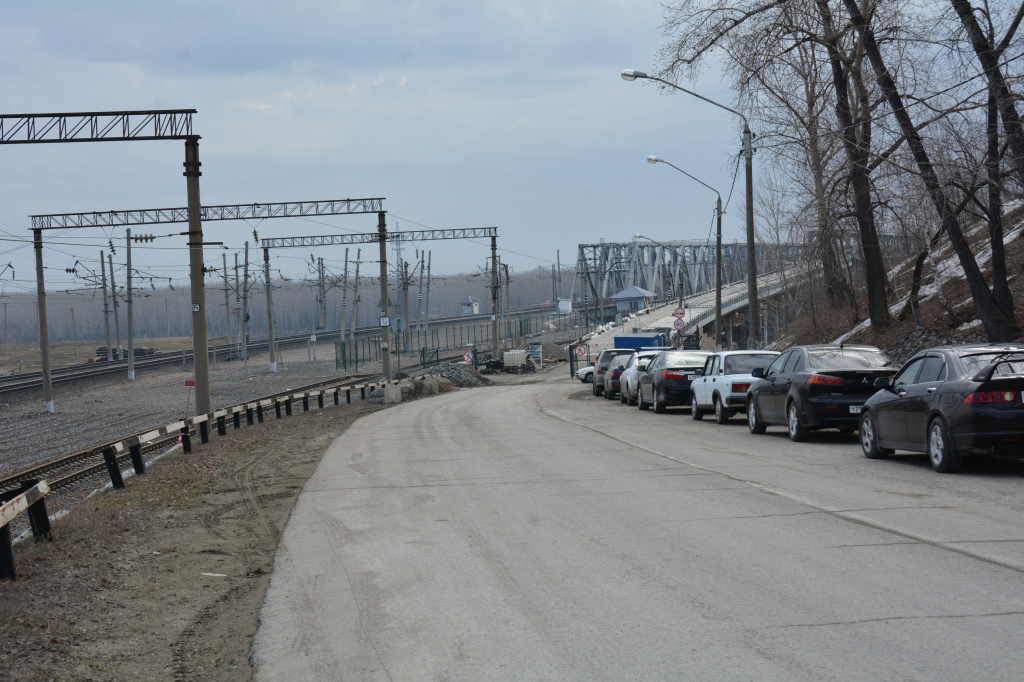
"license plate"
849,405,862,414
687,374,696,380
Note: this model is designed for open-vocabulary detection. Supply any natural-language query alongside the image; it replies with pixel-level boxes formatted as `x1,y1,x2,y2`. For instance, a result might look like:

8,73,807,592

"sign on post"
463,349,473,363
379,315,390,327
673,318,686,330
673,307,686,318
574,344,587,357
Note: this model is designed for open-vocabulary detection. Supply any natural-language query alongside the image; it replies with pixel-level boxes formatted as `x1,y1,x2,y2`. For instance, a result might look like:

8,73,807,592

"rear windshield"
724,354,778,374
662,351,709,367
806,348,893,370
960,352,1024,376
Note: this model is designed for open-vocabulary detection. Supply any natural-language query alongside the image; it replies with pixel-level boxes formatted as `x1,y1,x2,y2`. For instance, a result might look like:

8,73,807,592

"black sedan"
746,344,894,441
637,350,710,413
859,345,1024,473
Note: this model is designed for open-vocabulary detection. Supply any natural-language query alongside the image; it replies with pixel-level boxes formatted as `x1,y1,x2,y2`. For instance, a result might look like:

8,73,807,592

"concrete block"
383,384,402,404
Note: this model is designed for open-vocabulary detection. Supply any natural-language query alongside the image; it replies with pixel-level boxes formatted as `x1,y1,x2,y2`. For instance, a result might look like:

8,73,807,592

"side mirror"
874,377,891,389
751,367,764,378
694,369,704,377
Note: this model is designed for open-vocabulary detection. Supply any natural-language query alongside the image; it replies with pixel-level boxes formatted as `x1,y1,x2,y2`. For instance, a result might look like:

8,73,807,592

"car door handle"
898,391,906,397
927,387,937,393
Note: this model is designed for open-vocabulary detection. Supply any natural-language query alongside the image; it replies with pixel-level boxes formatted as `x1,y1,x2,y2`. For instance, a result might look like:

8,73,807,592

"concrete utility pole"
2,301,7,350
403,260,411,353
100,252,112,361
126,229,135,380
33,228,53,413
234,253,240,357
242,242,250,362
109,253,122,358
222,253,232,353
416,252,424,332
70,307,78,364
503,262,512,349
715,195,723,351
424,251,432,331
557,249,562,298
377,212,392,378
490,236,499,356
263,247,277,372
318,257,328,330
340,248,350,346
184,136,212,416
744,124,759,349
582,257,591,329
350,248,361,343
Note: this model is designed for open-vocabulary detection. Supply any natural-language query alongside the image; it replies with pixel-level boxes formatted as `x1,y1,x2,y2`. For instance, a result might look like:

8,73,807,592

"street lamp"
622,68,759,348
647,156,723,351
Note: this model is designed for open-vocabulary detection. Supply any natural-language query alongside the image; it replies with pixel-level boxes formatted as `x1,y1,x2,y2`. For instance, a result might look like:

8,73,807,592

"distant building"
609,285,656,314
460,296,481,316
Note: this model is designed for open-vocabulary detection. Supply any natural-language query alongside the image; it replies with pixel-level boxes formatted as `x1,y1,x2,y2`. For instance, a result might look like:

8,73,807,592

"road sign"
394,316,408,333
379,315,390,327
673,318,686,330
574,344,587,357
463,349,473,363
191,303,201,313
185,380,195,386
673,307,686,319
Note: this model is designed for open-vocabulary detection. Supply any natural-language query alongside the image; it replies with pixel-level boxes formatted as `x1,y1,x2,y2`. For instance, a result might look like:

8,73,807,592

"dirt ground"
0,394,390,681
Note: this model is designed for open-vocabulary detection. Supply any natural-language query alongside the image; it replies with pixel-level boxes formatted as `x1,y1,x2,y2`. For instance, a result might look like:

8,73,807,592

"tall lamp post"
622,69,759,348
646,156,723,351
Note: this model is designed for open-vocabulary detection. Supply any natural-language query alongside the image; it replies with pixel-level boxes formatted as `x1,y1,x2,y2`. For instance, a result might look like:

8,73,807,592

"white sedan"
576,365,594,383
690,350,780,423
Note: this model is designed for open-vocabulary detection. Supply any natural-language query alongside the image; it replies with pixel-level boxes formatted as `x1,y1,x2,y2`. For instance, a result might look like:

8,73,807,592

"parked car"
859,345,1024,472
746,344,894,441
620,349,666,406
637,350,711,413
592,348,635,397
603,354,631,400
691,350,780,423
576,366,594,383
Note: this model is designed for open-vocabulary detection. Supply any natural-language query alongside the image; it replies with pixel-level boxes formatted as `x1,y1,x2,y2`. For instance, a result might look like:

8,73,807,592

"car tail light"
612,370,623,377
663,369,688,379
808,374,843,385
964,391,1016,404
731,383,750,393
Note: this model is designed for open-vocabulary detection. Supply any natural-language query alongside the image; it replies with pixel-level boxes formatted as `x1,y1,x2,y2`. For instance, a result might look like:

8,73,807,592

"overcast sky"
0,1,743,298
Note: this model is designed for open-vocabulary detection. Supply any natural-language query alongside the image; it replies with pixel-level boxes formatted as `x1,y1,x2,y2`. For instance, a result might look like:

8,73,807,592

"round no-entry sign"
673,318,686,330
574,344,588,357
673,307,686,319
463,349,474,363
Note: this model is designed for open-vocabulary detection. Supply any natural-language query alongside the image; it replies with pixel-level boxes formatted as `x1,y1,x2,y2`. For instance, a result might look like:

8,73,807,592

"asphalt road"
253,370,1024,681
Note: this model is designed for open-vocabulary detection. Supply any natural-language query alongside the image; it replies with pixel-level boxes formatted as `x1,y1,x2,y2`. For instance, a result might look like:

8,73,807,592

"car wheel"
859,412,892,459
714,395,732,424
627,387,637,406
638,388,649,411
620,388,628,404
747,398,767,434
653,388,667,413
691,393,704,420
605,386,615,400
928,417,963,473
787,401,810,442
593,381,602,397
583,373,593,384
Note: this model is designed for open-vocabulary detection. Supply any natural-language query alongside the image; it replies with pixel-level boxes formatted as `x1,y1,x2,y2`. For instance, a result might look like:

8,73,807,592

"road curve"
253,372,1024,681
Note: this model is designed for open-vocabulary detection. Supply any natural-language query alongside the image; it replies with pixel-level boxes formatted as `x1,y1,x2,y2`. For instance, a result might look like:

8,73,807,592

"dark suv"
592,349,635,397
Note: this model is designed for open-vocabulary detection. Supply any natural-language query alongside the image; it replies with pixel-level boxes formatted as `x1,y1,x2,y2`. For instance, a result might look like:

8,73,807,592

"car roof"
711,350,780,357
788,344,882,352
910,344,1024,356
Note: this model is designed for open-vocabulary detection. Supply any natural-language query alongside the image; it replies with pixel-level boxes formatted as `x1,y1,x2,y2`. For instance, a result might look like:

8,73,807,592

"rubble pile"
884,326,987,366
433,362,488,387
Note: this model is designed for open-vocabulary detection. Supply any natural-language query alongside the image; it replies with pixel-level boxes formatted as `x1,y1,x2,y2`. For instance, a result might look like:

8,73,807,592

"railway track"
0,304,559,396
0,373,381,504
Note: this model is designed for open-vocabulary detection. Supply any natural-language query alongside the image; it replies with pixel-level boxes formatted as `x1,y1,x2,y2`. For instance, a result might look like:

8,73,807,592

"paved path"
254,372,1024,680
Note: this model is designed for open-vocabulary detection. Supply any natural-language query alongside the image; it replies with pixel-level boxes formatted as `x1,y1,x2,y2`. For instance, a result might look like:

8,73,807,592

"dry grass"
783,208,1024,347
